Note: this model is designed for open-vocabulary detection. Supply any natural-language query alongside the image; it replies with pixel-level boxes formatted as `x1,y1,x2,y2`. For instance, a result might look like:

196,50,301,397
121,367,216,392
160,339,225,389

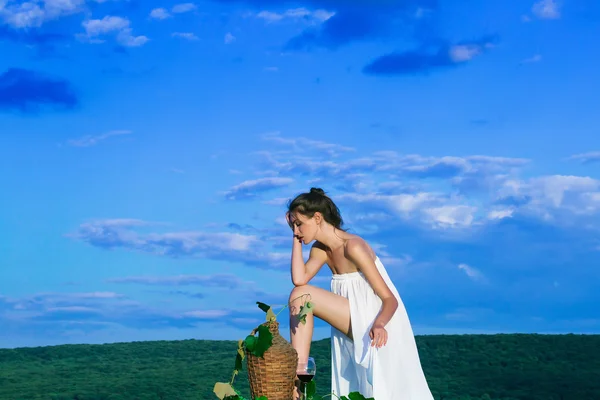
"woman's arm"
345,238,398,327
291,239,328,286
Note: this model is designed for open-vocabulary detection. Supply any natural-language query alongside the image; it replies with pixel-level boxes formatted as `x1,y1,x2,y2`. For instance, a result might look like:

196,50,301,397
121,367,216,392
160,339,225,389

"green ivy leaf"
234,340,245,373
256,302,270,312
234,352,243,372
267,310,276,321
214,382,238,399
347,392,373,400
257,301,276,321
252,324,273,357
221,385,248,400
297,313,307,325
244,335,256,353
297,301,313,325
255,397,268,400
223,395,245,400
306,380,316,399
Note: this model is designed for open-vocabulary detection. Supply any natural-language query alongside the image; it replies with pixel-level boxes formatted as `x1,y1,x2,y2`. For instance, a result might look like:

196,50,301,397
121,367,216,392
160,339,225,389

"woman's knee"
289,284,312,311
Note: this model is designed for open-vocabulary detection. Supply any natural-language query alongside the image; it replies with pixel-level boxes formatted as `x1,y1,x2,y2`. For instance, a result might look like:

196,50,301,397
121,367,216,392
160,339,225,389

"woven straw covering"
246,320,298,400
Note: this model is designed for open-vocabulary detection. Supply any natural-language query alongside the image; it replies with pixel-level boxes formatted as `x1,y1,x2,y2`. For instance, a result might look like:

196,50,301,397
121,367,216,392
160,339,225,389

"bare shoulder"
310,241,329,259
343,236,375,262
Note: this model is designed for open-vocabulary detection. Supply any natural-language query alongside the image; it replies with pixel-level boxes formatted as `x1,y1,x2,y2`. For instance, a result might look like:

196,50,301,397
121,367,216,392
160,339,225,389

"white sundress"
330,256,434,400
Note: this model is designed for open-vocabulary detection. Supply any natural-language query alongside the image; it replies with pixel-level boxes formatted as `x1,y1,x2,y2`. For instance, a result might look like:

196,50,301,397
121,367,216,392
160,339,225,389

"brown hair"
287,187,345,230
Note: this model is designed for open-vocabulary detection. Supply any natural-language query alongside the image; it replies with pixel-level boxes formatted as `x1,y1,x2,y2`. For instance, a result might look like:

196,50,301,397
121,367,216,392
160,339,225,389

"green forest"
0,334,598,400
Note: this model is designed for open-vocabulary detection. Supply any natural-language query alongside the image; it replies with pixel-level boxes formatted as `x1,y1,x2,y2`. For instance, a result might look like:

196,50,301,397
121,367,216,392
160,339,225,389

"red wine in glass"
299,357,316,400
297,373,315,383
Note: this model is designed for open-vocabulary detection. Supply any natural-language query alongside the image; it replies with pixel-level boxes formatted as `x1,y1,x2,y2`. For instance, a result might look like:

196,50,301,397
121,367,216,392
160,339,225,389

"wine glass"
297,357,316,400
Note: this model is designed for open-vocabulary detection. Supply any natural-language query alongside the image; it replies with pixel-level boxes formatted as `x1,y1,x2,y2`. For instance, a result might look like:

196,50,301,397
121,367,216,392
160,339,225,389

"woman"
286,188,434,400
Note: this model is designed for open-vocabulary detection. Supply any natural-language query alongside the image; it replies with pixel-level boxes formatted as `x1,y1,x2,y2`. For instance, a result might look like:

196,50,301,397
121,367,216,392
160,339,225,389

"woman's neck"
315,223,345,251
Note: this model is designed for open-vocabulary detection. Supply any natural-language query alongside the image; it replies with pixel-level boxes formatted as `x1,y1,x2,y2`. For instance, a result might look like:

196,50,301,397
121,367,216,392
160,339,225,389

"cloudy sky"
1,0,600,348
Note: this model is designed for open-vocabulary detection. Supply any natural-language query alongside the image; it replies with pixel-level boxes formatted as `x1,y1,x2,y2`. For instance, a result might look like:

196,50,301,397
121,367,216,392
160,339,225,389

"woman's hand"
292,234,303,247
369,322,388,348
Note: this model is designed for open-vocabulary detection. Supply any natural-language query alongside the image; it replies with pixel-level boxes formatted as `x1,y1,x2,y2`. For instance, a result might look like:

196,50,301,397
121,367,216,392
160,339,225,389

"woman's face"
290,212,318,244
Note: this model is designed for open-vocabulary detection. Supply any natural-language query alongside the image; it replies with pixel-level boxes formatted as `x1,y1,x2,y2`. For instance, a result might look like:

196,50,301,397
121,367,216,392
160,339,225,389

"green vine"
212,299,374,400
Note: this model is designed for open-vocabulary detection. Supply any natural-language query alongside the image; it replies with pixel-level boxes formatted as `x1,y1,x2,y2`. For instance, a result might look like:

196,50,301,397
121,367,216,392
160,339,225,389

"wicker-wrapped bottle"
246,320,298,400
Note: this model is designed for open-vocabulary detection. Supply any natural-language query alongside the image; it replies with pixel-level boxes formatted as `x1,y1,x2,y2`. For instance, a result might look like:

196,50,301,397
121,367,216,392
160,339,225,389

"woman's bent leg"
289,284,352,367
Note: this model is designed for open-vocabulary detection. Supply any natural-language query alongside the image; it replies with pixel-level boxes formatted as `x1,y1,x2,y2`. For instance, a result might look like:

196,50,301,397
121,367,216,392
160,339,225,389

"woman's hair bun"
309,187,325,196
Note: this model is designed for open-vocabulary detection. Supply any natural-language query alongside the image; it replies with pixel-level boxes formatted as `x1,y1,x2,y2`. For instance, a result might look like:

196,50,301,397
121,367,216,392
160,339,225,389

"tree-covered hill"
0,334,598,400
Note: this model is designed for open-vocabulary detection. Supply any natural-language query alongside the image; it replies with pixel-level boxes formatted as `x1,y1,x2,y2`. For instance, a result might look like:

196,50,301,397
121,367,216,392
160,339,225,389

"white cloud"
496,175,600,223
243,133,600,232
66,129,132,147
79,16,148,47
3,291,126,314
532,0,560,19
449,44,483,62
448,41,495,63
0,0,141,30
340,192,439,215
68,219,292,269
423,205,477,228
261,131,355,157
149,3,196,20
245,136,542,231
255,7,334,23
116,28,149,47
1,289,273,343
335,192,481,230
567,151,600,165
1,2,47,28
458,263,485,282
183,310,229,318
71,292,124,299
515,175,598,208
224,32,235,44
149,7,170,20
532,176,598,207
222,177,294,200
0,0,87,28
369,242,413,267
46,306,98,313
107,273,243,288
487,208,514,220
172,3,196,13
521,54,542,64
172,32,198,40
82,15,129,36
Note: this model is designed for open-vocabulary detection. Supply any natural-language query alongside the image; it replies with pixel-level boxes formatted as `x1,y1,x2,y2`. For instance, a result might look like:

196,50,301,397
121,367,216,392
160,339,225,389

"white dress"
330,256,434,400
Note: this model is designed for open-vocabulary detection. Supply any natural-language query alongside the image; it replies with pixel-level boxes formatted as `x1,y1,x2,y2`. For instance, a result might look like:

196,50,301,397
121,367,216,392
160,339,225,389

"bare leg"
289,292,313,367
289,284,351,399
289,284,352,366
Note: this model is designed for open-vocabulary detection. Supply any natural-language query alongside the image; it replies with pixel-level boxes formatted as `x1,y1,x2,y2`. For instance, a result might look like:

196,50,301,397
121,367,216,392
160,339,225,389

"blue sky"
1,0,600,349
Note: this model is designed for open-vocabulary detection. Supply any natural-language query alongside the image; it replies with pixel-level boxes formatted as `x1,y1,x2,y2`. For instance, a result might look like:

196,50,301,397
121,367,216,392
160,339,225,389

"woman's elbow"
386,296,399,310
292,278,307,287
